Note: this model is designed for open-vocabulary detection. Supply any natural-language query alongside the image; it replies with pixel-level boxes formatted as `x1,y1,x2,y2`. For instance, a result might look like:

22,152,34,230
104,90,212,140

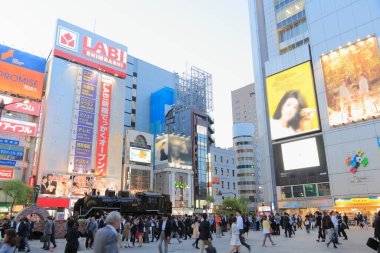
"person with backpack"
85,216,98,250
338,219,348,240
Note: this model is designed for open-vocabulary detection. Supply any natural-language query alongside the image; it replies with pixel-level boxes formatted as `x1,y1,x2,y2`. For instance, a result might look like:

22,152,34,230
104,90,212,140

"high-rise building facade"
231,84,257,125
249,0,380,216
209,145,238,210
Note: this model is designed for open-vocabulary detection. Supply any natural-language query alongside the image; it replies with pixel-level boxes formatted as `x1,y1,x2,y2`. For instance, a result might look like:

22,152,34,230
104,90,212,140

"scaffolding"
175,66,213,113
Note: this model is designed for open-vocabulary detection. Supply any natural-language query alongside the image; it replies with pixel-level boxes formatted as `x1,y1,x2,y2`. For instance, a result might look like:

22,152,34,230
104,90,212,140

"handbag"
366,238,379,251
40,235,48,243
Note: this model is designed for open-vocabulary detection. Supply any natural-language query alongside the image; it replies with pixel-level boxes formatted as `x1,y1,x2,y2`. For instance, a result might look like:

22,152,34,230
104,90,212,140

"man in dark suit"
158,214,171,253
199,213,212,253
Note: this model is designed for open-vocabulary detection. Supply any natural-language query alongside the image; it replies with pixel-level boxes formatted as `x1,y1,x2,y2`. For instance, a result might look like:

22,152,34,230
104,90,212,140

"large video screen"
168,135,192,169
155,135,169,165
129,147,151,164
266,61,320,140
321,36,380,126
273,135,328,186
281,138,320,170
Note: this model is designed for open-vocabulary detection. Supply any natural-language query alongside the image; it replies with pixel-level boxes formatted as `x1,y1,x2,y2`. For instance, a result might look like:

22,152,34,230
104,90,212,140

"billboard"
0,118,37,136
168,135,192,169
281,138,320,171
54,19,127,78
155,135,169,165
0,168,14,179
129,147,151,164
0,95,41,116
266,61,320,140
321,36,380,126
0,44,45,99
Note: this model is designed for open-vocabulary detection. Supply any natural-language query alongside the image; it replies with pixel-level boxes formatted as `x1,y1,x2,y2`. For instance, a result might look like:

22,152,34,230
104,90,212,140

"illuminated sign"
129,147,151,164
54,19,127,78
0,168,14,179
0,118,37,136
95,75,113,176
0,44,45,99
335,196,380,207
0,95,41,116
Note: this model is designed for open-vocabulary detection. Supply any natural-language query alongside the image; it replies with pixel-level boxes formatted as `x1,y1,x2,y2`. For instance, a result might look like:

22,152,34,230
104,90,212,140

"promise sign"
95,75,112,177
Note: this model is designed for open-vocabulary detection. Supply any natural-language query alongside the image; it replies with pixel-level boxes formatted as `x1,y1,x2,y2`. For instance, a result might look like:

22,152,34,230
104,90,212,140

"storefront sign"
0,118,37,136
0,95,41,116
54,19,127,78
0,44,45,99
335,196,380,207
212,177,220,184
0,132,27,141
0,138,19,146
68,68,98,174
0,148,23,158
278,199,333,209
37,197,70,208
0,159,16,166
0,167,14,179
95,75,112,177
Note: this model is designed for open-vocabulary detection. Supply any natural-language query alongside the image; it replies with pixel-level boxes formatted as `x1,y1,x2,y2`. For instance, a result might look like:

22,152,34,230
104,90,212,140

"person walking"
199,213,212,253
93,211,122,253
17,218,31,252
0,229,17,253
227,217,241,253
236,210,250,252
170,217,181,244
50,217,57,249
304,215,311,234
262,216,276,247
373,211,380,253
136,218,144,247
192,217,200,249
283,213,292,238
158,214,171,253
65,219,79,253
331,212,340,245
343,213,349,230
325,215,338,249
274,214,281,235
316,212,325,242
123,220,132,248
215,215,222,238
42,216,53,250
338,219,348,240
85,217,98,250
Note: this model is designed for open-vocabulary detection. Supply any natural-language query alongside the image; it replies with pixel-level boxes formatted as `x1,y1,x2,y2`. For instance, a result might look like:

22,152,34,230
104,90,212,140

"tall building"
209,145,238,211
231,83,256,125
164,66,215,211
249,0,380,216
231,84,263,210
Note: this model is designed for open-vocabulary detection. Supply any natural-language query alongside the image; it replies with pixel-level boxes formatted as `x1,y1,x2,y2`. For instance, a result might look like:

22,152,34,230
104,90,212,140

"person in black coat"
18,218,31,252
158,214,171,253
199,213,212,253
65,219,79,253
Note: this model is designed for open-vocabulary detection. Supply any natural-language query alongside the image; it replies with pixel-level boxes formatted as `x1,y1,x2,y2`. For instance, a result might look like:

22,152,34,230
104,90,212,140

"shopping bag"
366,238,379,251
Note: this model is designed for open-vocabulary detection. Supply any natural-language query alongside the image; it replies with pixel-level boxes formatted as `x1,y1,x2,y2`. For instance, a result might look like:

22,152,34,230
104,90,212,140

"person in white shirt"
235,210,250,252
331,212,340,245
358,72,369,113
338,79,352,119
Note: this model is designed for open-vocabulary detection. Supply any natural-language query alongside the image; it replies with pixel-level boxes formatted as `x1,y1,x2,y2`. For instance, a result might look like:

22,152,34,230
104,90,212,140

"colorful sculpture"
346,150,368,174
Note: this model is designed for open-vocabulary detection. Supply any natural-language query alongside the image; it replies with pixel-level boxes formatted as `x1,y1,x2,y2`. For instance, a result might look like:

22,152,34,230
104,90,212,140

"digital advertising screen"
281,138,320,171
266,61,320,140
168,135,192,169
273,136,328,186
155,135,168,165
321,36,380,126
129,147,151,164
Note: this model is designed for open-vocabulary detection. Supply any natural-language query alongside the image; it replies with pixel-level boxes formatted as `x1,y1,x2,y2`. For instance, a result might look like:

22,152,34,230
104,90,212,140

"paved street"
26,227,376,253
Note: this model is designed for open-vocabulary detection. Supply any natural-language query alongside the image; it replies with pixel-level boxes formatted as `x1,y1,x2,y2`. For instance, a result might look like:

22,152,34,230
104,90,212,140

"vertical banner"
68,67,98,174
95,75,113,177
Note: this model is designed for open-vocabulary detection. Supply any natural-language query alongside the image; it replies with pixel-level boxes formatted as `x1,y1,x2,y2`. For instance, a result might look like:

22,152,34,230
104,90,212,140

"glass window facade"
281,183,331,199
292,185,304,198
197,132,208,202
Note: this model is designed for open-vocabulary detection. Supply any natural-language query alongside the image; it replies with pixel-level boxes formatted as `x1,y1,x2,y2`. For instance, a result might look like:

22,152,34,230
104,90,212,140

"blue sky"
0,0,254,148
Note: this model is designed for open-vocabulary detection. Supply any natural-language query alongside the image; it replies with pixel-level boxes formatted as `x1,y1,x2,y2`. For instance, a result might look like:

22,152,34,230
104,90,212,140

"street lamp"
0,97,30,120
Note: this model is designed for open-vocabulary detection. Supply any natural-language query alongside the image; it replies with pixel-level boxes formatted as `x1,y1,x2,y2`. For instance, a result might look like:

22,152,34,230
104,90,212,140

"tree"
222,197,249,215
3,180,33,217
205,195,215,204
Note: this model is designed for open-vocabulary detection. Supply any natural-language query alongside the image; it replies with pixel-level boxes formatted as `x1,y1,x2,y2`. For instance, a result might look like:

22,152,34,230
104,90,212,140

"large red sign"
95,75,112,177
0,168,14,179
0,118,37,136
0,95,41,116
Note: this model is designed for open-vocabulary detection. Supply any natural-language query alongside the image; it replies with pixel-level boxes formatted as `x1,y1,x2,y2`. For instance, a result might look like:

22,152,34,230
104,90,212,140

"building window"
232,158,234,164
222,181,224,189
214,168,217,175
227,182,230,189
227,159,229,164
232,170,235,177
227,169,230,176
237,149,253,153
292,185,304,198
233,182,236,190
214,155,216,162
221,168,224,176
220,156,223,163
237,165,255,169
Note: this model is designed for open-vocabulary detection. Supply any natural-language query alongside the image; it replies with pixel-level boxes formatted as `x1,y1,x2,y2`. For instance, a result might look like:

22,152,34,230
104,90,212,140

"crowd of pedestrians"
0,210,378,252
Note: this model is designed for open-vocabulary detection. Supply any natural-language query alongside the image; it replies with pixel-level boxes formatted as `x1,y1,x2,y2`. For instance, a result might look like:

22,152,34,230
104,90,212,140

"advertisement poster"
0,44,45,99
321,36,380,126
0,168,14,179
39,174,93,197
68,68,98,174
168,135,192,169
95,75,113,177
92,177,120,196
266,61,320,140
155,135,168,165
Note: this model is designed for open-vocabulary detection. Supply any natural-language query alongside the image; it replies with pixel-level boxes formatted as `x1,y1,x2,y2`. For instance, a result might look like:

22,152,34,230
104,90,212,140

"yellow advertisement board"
266,61,320,140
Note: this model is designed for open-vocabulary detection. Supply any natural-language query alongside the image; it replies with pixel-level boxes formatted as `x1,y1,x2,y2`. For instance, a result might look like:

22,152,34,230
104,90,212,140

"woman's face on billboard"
281,97,299,122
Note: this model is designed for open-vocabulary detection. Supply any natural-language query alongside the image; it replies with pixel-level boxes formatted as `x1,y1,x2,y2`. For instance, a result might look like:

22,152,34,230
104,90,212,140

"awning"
37,197,70,208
